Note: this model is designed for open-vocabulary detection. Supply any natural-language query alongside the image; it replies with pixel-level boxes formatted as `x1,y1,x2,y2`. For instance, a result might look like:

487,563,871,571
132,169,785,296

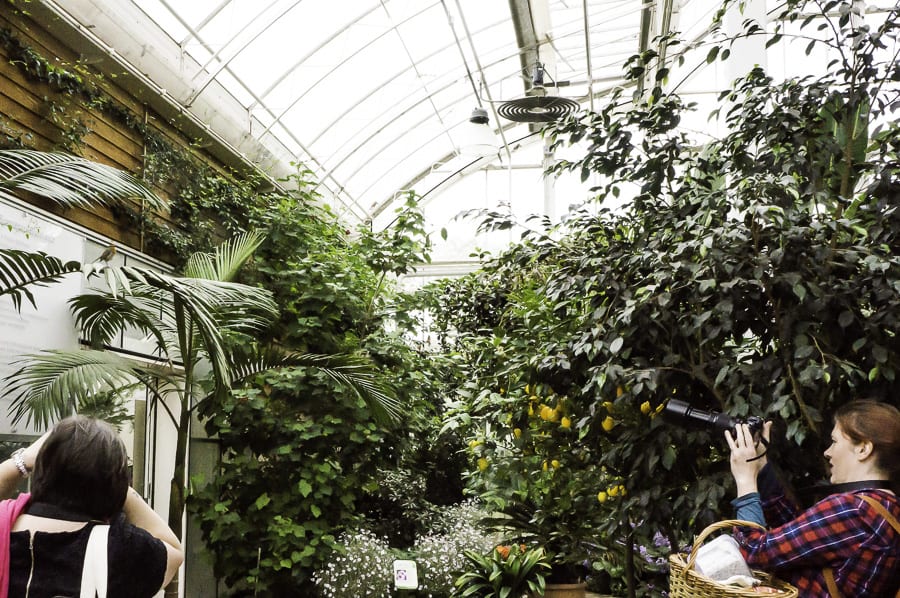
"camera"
663,398,764,437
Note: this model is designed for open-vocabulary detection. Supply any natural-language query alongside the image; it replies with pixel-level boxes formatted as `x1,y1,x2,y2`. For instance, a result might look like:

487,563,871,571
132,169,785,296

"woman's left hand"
725,422,770,496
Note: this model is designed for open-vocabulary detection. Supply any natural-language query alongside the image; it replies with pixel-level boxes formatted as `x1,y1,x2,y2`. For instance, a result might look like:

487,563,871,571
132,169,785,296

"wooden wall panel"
0,4,242,263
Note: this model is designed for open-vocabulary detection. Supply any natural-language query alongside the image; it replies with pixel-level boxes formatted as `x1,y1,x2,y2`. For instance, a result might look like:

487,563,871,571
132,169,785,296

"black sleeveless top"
8,513,167,598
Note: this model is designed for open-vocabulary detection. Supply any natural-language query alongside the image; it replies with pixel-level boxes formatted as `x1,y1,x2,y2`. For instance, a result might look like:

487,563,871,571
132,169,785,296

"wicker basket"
668,520,798,598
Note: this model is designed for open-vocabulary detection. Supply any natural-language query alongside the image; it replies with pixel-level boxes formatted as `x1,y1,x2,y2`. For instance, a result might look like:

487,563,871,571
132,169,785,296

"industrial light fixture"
498,63,580,123
457,107,500,157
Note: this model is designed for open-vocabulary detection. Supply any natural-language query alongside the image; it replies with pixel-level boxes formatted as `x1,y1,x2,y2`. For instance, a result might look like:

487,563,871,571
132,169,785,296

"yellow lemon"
560,416,571,429
608,485,619,497
542,460,549,471
513,427,522,438
525,384,531,395
602,401,614,411
468,439,482,449
551,459,560,469
540,405,558,422
618,485,627,496
640,401,651,415
597,491,608,503
477,458,489,471
601,416,615,432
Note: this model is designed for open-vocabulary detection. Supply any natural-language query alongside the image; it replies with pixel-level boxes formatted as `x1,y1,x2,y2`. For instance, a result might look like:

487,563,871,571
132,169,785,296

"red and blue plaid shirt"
732,469,900,597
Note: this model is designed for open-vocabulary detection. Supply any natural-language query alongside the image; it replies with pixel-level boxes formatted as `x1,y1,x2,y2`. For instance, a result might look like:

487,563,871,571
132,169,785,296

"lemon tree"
423,2,900,595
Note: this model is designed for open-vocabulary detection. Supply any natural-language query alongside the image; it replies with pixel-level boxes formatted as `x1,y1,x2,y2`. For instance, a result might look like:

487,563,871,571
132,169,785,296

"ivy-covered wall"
0,0,270,264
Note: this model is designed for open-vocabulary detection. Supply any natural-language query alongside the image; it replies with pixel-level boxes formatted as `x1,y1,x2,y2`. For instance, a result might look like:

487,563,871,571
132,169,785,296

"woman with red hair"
726,399,900,597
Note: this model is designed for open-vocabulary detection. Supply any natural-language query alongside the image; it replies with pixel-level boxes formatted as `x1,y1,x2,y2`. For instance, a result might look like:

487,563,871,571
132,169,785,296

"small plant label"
392,559,418,590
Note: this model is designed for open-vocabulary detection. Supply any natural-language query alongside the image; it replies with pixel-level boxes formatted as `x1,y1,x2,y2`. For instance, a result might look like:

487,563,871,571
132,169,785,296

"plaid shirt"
732,469,900,597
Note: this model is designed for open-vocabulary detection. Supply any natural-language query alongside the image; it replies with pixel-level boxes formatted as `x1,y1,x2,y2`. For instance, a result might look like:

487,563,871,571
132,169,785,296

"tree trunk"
164,404,191,598
168,405,191,537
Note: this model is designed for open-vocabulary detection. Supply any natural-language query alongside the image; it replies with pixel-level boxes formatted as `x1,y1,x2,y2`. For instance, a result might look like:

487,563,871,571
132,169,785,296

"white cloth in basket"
692,534,754,582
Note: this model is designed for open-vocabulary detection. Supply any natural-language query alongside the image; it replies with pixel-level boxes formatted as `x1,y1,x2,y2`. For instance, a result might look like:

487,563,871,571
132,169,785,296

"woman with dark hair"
0,415,183,597
726,399,900,597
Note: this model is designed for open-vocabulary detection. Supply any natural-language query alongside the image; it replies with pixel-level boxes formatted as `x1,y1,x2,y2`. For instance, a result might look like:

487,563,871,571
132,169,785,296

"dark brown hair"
834,400,900,482
30,416,129,520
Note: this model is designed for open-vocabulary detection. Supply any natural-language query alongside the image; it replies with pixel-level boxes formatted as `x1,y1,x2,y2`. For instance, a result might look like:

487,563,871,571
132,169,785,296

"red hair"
834,400,900,481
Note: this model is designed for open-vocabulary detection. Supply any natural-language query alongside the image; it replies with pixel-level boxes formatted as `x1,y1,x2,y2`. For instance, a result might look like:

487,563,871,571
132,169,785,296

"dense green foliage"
0,6,467,595
0,17,275,264
421,1,900,595
4,1,900,597
189,191,469,595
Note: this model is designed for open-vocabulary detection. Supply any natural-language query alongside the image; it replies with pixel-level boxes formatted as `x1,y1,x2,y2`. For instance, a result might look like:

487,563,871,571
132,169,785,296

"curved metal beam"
248,2,388,109
310,11,614,191
255,2,439,139
177,0,235,46
186,0,307,106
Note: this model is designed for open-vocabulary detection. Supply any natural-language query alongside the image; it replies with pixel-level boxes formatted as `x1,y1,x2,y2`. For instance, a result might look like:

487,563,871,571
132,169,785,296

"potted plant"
452,544,550,598
481,494,597,597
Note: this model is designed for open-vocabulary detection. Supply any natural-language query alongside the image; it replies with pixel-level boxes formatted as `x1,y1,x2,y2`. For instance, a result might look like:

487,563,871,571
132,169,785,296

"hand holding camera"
662,398,773,496
725,421,773,497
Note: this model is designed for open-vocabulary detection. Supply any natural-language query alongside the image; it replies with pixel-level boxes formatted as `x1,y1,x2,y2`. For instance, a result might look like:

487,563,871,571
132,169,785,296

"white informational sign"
0,203,83,434
393,559,418,590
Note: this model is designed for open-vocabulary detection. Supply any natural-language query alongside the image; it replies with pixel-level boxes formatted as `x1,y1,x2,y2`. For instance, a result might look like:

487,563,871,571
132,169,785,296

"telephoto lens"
663,399,763,437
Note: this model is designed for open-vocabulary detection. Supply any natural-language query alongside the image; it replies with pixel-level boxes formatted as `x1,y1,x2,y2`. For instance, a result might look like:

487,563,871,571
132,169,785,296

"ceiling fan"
497,63,580,123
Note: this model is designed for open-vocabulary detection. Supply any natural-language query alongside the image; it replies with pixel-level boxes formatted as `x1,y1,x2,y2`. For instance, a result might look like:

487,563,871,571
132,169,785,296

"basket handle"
683,519,765,573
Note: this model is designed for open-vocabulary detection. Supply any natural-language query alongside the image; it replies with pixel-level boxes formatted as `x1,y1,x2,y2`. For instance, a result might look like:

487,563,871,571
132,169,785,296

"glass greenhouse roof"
41,0,899,271
49,0,667,225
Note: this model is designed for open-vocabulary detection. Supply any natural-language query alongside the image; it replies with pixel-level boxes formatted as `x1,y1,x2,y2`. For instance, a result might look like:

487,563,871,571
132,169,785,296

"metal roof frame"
39,0,678,226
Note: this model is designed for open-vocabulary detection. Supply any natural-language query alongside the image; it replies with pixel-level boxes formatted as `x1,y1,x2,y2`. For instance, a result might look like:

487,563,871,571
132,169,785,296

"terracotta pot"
531,582,587,598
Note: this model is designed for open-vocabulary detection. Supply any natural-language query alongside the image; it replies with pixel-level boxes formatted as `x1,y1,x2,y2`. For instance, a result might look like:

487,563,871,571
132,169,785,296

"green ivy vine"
0,22,278,264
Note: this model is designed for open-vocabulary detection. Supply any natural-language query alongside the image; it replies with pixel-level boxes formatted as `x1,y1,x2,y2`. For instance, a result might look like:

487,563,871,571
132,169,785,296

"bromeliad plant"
452,544,550,598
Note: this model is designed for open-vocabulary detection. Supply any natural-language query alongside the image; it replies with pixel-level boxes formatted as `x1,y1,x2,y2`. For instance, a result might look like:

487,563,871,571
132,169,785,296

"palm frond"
229,348,401,424
0,249,81,311
0,150,166,211
69,293,171,353
320,357,401,424
184,230,266,282
77,264,275,393
136,268,274,390
99,265,277,321
4,349,157,429
179,278,278,326
76,384,141,430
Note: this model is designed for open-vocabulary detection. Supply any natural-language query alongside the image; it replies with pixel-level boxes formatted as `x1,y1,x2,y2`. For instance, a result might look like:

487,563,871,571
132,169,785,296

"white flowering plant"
313,501,501,598
313,528,396,598
413,500,501,597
